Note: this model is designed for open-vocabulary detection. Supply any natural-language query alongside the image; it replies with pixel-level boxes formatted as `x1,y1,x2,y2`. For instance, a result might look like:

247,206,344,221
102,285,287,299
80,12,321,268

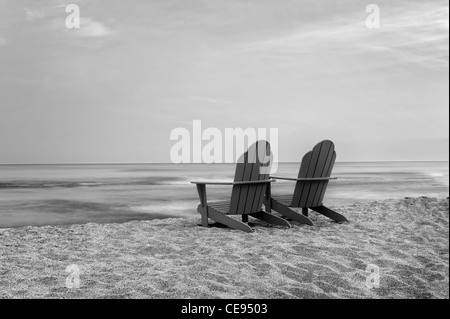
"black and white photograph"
0,0,448,304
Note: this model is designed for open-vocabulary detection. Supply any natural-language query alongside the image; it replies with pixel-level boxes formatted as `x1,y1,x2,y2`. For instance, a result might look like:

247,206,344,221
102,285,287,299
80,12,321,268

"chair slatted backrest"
228,141,272,215
291,140,336,208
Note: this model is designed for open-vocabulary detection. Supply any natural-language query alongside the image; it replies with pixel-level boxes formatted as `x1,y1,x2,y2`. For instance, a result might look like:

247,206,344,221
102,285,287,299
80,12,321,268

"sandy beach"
0,197,448,299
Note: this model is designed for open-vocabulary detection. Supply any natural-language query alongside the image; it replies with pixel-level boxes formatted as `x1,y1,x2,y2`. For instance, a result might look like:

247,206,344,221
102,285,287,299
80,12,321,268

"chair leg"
197,205,209,227
250,211,291,228
207,207,254,233
271,199,314,226
311,205,348,223
196,184,209,227
302,208,309,217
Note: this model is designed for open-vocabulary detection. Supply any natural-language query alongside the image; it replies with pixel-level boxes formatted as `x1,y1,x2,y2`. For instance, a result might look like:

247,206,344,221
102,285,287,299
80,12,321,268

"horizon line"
0,160,449,166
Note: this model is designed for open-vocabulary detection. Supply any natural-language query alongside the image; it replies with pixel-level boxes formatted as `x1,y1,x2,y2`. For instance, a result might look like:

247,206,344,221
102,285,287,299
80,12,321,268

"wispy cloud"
22,4,115,38
75,17,114,37
243,2,449,71
25,8,46,22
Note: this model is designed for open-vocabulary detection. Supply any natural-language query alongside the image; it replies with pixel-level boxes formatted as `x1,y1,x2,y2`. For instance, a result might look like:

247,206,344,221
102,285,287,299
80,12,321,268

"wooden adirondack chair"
192,140,291,233
267,140,348,225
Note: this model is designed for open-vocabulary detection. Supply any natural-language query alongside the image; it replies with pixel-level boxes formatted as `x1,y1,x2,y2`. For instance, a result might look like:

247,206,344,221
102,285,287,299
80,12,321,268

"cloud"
77,17,114,37
58,16,114,38
25,8,46,21
243,2,449,71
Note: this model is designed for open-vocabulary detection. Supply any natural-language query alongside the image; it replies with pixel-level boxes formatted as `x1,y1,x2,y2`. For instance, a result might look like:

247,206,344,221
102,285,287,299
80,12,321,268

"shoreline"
0,197,448,299
1,195,447,230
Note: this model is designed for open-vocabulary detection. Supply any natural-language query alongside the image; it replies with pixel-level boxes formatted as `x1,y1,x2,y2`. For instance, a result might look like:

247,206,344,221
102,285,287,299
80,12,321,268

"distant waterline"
0,162,448,228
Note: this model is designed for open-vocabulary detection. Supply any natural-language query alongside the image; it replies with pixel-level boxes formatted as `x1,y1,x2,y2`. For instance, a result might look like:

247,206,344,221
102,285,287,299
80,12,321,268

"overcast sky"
0,0,448,163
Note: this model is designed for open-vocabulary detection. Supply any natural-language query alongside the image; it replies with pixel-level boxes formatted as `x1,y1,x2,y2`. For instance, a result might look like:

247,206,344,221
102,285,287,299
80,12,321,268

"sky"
0,0,448,163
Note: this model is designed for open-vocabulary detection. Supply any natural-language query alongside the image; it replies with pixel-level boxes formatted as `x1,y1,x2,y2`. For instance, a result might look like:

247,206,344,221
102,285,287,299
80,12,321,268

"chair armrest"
191,181,234,185
193,179,276,208
191,179,276,186
233,179,276,185
271,176,338,181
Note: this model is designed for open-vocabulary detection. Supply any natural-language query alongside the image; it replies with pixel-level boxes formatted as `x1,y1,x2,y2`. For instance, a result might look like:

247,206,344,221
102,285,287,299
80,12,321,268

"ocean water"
0,162,448,228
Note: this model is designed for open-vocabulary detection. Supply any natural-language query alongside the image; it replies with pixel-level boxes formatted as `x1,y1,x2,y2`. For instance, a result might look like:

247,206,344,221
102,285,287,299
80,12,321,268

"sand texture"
0,197,448,299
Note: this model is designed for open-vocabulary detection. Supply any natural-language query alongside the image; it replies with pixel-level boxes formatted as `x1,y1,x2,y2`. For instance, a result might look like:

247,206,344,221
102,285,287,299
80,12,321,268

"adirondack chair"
192,140,291,233
267,140,348,225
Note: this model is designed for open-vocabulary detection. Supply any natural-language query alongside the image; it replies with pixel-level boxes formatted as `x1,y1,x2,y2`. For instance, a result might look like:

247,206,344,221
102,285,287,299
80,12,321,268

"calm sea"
0,162,448,228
